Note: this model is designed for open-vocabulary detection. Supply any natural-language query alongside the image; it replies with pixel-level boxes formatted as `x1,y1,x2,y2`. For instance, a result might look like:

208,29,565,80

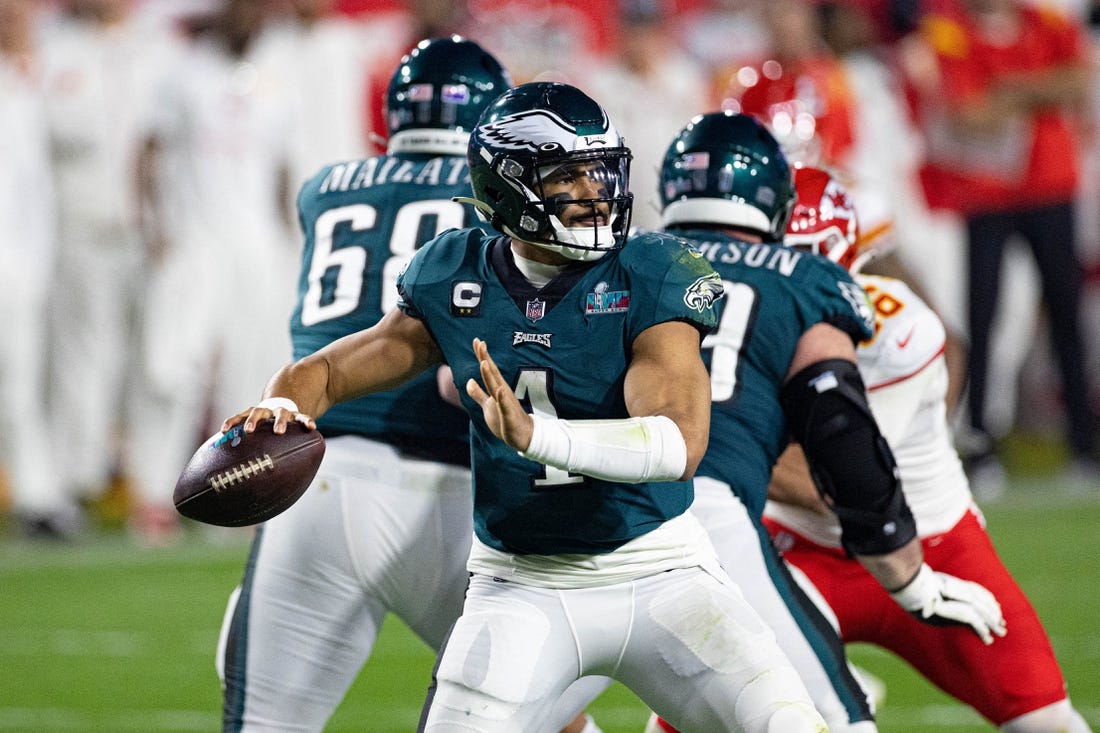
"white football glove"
889,563,1007,644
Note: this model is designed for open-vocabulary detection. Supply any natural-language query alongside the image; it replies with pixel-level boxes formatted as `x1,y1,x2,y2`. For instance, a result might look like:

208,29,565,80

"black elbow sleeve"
780,359,917,556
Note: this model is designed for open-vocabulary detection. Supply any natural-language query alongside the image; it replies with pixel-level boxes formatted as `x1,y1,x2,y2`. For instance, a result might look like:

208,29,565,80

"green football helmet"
659,112,796,240
385,36,512,156
462,81,633,261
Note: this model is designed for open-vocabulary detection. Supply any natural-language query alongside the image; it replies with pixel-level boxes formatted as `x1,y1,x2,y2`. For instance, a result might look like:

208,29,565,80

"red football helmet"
724,56,856,168
785,166,860,270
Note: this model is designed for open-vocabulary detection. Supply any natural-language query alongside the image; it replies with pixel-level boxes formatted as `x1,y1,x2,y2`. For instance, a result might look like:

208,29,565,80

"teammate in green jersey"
647,111,1006,733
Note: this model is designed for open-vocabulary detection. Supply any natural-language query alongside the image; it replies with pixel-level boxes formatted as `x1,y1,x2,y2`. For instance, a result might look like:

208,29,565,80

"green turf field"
1,475,1097,732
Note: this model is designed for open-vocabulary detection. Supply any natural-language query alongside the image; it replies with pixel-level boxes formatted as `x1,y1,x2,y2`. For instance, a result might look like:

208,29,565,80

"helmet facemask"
471,147,633,261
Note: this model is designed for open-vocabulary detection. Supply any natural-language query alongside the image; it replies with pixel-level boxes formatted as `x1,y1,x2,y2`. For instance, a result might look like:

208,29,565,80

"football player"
0,0,70,536
216,38,596,733
762,166,1093,733
221,81,832,732
39,0,182,537
647,113,1006,733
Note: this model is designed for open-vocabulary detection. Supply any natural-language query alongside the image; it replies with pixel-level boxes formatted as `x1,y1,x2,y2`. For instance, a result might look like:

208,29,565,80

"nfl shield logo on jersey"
526,299,546,322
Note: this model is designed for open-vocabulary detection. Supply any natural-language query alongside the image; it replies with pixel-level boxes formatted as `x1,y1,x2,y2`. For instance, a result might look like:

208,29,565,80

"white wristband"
257,397,299,413
889,563,935,611
521,414,688,483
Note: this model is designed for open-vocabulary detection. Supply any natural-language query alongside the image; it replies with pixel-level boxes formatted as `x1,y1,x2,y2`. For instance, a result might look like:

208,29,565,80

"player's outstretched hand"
466,338,534,451
889,563,1007,644
221,397,316,436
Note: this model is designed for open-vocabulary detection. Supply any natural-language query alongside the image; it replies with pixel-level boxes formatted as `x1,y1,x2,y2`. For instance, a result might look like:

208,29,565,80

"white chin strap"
538,215,616,262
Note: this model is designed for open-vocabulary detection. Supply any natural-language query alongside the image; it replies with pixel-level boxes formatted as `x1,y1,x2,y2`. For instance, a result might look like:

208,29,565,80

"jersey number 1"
515,369,584,488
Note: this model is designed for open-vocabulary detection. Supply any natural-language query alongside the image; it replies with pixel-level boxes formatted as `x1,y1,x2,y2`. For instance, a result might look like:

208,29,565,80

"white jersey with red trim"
765,274,973,547
856,274,944,391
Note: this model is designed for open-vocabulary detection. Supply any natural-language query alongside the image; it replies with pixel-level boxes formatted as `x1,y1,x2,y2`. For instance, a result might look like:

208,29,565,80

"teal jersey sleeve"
615,230,723,342
397,230,721,555
685,232,874,518
289,153,484,464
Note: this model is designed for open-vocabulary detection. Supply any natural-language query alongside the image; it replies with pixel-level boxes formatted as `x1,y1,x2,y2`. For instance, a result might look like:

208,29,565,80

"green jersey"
686,231,875,518
397,229,721,555
290,153,482,464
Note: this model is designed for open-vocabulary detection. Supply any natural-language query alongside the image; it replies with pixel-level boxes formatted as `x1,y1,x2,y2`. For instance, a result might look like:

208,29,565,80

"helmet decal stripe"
479,109,614,153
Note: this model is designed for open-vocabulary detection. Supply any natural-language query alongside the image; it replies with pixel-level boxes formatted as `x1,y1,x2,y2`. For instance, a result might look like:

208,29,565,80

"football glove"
889,563,1007,644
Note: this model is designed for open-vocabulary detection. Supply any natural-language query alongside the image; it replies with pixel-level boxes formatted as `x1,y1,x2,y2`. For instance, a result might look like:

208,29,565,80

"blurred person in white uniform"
583,0,708,231
812,0,974,416
37,0,183,511
130,0,297,543
813,0,1045,461
0,0,75,537
251,0,406,187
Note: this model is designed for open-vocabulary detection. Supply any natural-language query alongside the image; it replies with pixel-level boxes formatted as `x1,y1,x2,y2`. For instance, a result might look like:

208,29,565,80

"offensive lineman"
763,166,1093,733
220,81,830,732
648,113,1006,733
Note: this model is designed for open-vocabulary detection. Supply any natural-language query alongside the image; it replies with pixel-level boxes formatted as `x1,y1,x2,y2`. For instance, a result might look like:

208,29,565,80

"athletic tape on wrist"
521,414,687,483
256,397,299,413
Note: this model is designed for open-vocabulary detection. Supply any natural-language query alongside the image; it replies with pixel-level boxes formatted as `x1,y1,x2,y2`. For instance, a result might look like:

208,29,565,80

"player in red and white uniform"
763,167,1092,733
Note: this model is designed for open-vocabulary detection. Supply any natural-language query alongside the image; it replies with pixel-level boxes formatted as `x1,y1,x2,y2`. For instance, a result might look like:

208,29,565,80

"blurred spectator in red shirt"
910,0,1098,487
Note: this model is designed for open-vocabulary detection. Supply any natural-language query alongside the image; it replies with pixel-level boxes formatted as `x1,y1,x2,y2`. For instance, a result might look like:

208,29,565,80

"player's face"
539,161,613,229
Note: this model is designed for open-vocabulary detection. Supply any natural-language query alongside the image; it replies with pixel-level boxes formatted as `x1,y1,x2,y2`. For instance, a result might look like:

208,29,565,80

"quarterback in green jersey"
647,112,1006,733
217,39,600,733
220,83,829,732
216,37,514,733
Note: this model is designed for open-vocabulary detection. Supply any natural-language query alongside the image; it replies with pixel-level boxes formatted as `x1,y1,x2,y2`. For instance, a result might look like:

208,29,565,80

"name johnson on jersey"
694,240,803,276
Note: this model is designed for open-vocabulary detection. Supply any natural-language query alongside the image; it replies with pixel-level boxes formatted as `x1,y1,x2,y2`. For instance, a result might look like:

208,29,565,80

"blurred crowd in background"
1,0,1098,546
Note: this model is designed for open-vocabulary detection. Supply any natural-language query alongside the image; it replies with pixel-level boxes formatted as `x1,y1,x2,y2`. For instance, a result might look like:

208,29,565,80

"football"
173,420,325,527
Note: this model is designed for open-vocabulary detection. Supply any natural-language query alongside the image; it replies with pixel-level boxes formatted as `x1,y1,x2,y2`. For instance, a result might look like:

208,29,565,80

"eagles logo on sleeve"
684,272,725,312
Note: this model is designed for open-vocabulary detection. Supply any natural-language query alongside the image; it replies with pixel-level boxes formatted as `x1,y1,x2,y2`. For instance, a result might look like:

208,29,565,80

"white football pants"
421,563,827,733
216,435,604,732
692,477,877,733
217,435,473,730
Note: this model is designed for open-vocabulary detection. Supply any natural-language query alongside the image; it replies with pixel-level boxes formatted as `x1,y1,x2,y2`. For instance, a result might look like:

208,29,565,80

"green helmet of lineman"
659,111,796,240
384,36,513,155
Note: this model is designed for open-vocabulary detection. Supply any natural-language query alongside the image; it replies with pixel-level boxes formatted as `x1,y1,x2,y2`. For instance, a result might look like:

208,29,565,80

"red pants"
763,508,1068,725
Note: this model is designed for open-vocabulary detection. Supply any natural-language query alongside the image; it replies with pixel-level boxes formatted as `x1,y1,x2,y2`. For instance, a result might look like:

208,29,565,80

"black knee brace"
780,359,917,556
